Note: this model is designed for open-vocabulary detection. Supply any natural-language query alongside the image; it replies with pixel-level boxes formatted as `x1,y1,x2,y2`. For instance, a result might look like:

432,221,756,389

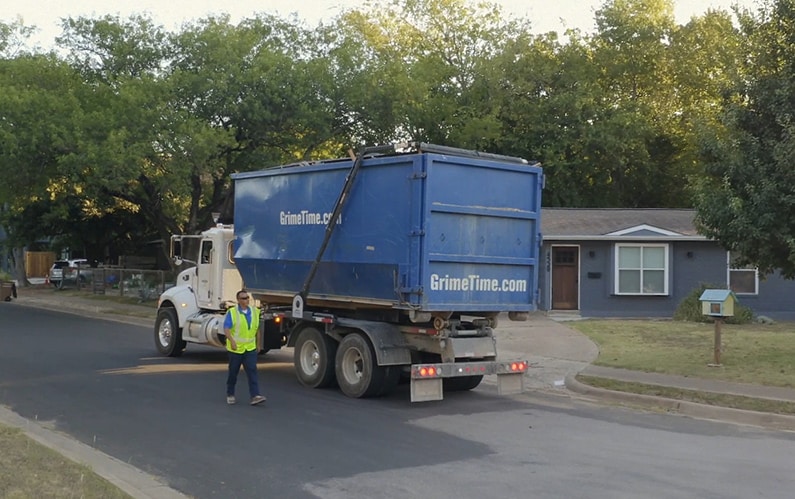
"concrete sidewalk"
493,312,795,401
491,311,795,431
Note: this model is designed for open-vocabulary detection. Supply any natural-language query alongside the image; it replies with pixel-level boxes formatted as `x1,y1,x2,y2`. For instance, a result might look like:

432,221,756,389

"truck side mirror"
172,239,182,258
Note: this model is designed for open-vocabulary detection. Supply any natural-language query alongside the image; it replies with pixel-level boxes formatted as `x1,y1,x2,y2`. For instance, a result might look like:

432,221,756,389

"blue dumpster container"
232,149,543,314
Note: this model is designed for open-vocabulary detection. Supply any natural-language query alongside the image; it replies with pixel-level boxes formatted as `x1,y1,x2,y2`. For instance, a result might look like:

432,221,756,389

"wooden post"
710,318,723,367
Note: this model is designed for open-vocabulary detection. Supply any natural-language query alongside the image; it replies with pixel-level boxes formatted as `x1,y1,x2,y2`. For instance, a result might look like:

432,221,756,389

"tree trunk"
11,247,29,287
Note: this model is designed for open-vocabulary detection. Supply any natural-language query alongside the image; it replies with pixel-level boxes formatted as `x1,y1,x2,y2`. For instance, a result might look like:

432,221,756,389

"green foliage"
674,283,754,324
571,318,795,387
0,18,37,57
329,0,526,147
691,0,795,278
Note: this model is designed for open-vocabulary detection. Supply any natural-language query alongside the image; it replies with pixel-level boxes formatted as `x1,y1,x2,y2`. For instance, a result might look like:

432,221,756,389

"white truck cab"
155,225,243,356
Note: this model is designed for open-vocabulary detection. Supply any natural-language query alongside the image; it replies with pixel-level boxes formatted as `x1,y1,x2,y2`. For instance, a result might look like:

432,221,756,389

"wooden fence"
25,251,56,278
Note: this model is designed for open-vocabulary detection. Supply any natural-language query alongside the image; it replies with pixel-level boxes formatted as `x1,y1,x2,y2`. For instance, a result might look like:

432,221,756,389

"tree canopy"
692,0,795,278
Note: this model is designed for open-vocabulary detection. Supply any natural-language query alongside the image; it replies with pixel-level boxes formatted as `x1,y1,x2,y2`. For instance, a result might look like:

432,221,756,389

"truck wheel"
155,307,186,357
294,327,337,388
443,375,484,391
335,333,398,398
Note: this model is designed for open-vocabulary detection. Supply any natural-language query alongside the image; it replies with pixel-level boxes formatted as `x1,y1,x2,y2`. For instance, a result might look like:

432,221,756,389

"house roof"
699,289,737,302
541,208,707,241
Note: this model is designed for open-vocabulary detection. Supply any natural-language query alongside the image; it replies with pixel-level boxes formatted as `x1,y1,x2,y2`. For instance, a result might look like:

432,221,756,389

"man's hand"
225,330,237,350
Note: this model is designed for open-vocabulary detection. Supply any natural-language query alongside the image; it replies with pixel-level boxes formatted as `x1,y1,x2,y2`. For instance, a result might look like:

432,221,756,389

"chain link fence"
58,267,176,301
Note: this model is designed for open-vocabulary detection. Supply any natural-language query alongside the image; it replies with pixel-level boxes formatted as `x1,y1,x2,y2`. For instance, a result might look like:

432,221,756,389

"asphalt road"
3,305,795,499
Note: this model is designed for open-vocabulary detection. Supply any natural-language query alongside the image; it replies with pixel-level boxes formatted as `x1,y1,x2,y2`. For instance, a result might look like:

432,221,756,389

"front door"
551,247,579,310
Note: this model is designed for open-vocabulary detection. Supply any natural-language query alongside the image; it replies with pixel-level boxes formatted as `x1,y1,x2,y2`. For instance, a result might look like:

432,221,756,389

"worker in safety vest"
224,289,266,405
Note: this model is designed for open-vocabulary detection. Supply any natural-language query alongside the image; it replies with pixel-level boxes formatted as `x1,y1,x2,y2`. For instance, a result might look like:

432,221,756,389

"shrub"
673,283,754,324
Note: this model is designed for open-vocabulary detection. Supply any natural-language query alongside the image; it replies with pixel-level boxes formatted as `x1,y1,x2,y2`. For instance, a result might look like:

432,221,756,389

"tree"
493,30,612,206
692,0,795,277
494,0,686,207
587,0,690,207
328,0,526,147
0,51,85,283
667,9,747,180
54,14,348,268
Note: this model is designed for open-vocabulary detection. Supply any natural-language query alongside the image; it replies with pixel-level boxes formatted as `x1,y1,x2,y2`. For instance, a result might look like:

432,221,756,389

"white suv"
49,259,90,287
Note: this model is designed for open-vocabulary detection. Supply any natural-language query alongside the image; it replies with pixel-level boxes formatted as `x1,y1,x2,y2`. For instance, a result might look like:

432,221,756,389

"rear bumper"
409,359,528,402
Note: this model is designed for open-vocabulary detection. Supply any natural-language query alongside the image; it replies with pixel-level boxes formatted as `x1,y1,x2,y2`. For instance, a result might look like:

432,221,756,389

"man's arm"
223,310,237,350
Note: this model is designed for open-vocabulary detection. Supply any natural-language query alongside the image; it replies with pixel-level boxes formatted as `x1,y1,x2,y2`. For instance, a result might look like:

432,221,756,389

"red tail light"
415,365,441,378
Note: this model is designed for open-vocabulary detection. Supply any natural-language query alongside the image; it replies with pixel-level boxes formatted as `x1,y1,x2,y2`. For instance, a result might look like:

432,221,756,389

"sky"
5,0,763,49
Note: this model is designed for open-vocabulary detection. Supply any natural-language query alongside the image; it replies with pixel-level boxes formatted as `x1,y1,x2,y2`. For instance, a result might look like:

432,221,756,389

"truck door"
197,239,214,308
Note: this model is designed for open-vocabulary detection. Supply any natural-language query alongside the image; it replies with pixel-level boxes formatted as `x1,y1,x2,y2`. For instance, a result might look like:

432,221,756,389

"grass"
578,376,795,415
0,424,133,498
54,288,159,309
569,319,795,388
568,319,795,411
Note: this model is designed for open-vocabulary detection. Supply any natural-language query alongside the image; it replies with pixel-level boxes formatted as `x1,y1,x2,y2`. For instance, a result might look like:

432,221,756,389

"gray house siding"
542,241,726,318
737,273,795,320
538,208,795,319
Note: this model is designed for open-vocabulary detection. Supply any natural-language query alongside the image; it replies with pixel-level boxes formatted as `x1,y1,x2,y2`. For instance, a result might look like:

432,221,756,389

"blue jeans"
226,349,261,398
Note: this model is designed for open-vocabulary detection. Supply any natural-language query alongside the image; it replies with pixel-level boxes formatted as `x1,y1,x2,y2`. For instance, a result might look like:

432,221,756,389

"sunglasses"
239,296,250,300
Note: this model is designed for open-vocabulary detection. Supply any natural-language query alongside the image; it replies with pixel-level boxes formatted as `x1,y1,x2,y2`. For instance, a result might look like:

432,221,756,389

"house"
539,208,795,320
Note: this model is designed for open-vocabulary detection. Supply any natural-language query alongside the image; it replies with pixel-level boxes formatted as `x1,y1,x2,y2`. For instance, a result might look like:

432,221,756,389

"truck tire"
294,327,337,388
335,333,399,398
155,307,186,357
443,375,484,391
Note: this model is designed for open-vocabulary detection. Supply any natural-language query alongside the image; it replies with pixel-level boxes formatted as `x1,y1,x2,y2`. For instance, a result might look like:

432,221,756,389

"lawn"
0,425,132,498
568,319,795,388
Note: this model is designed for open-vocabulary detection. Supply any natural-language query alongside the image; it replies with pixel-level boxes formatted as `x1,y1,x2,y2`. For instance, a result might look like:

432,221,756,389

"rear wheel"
154,307,186,357
293,327,337,388
443,375,484,391
335,333,399,398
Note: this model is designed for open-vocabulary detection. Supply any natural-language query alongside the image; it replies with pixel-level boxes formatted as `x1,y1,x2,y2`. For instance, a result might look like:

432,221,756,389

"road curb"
565,374,795,432
13,297,154,328
0,406,189,499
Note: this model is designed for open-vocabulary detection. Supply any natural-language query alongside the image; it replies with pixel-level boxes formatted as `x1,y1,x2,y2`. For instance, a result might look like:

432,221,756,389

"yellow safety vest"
225,306,260,354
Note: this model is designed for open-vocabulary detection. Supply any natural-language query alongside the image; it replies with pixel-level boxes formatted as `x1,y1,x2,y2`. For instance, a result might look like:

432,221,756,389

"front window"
615,244,668,295
728,252,758,295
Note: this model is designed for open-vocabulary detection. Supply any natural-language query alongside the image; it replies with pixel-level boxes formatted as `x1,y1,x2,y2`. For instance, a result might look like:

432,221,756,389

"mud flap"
411,377,443,403
497,372,524,396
